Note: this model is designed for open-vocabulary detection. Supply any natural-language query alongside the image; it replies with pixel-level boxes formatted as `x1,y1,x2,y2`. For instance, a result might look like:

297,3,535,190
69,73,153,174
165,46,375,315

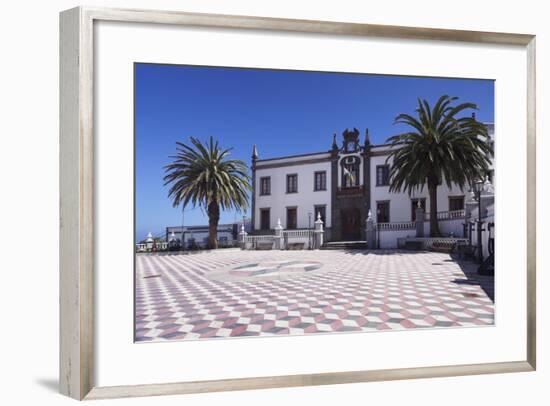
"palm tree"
386,95,492,237
164,137,251,249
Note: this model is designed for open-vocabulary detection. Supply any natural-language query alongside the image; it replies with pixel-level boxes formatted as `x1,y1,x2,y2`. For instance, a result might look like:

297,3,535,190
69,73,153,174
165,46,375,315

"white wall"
1,1,547,406
437,218,466,237
255,160,332,229
370,152,470,222
378,229,417,249
377,219,465,249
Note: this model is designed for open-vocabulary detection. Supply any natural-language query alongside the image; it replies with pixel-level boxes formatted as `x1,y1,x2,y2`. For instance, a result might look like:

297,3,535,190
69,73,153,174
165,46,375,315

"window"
259,176,271,195
286,174,298,193
260,208,270,230
341,156,360,188
449,196,465,211
314,205,326,225
314,171,327,191
411,198,426,221
376,201,390,223
376,165,390,186
286,207,297,230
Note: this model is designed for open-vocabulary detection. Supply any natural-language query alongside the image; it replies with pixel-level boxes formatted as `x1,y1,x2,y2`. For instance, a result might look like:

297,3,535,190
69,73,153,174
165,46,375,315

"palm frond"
163,137,252,211
387,95,491,194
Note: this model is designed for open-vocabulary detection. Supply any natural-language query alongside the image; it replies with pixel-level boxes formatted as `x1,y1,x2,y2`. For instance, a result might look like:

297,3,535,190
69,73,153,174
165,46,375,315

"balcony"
336,186,363,198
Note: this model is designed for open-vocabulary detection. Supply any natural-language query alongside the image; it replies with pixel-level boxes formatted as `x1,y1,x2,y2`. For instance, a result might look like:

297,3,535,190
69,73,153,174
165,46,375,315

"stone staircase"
321,241,368,250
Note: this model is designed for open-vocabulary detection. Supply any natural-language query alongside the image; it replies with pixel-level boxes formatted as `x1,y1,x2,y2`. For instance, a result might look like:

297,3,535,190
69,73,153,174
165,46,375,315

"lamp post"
469,178,486,264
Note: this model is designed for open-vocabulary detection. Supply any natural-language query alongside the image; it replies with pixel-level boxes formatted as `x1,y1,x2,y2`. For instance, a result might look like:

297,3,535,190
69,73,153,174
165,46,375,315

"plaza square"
135,249,494,342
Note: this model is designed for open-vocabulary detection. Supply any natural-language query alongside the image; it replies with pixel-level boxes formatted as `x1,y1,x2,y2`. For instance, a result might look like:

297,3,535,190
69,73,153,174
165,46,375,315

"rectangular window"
259,176,271,195
376,165,390,186
376,201,390,223
411,198,426,221
260,208,270,230
286,174,298,193
314,171,327,191
449,196,465,211
314,205,326,225
286,207,297,230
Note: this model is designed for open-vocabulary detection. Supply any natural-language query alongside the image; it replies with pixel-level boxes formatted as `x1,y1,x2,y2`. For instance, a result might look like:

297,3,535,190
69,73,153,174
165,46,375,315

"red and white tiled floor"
135,249,494,342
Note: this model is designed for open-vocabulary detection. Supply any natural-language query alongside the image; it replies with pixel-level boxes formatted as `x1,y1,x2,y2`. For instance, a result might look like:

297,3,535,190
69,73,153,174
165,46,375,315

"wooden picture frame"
60,6,536,400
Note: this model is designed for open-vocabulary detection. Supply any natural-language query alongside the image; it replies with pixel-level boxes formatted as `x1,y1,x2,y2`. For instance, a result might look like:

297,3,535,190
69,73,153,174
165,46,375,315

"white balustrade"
424,209,465,221
376,221,415,231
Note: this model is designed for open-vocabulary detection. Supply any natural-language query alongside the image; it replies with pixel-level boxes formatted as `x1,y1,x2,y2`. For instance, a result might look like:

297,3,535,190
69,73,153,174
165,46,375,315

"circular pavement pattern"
206,259,325,281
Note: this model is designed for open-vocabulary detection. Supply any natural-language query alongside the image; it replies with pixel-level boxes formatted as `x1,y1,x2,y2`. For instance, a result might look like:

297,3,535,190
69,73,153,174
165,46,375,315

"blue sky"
135,63,494,241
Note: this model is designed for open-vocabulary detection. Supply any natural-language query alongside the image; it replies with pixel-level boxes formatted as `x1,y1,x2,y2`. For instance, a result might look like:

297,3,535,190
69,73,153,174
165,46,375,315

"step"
321,241,368,250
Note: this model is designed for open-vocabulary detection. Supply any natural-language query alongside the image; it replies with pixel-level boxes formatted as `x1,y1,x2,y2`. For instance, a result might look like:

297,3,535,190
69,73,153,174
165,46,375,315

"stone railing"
283,229,314,238
283,229,315,250
424,209,465,221
246,235,275,242
376,221,415,231
239,216,324,250
244,235,275,250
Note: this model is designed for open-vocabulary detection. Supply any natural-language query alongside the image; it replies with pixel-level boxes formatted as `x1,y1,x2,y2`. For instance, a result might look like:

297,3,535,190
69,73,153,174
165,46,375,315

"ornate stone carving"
342,128,360,152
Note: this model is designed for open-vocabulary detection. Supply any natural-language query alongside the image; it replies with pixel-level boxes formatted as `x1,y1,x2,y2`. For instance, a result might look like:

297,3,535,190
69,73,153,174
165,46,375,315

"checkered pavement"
135,249,494,342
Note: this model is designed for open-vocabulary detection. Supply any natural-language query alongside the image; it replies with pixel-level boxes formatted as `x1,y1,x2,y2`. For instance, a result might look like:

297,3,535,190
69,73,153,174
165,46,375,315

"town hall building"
250,125,494,242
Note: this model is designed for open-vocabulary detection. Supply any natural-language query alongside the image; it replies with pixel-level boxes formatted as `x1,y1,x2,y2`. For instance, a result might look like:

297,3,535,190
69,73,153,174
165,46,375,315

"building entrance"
341,208,361,241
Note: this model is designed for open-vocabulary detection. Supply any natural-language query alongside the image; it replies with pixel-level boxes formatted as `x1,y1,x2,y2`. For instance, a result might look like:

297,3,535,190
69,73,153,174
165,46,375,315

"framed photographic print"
60,6,536,400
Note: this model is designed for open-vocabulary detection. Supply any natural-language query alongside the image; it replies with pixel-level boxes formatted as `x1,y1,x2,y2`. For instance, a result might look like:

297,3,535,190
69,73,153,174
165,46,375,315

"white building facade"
251,125,494,244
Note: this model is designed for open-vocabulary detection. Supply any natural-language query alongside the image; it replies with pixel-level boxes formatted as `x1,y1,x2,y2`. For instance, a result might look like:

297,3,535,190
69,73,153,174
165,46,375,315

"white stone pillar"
239,224,248,250
314,213,324,249
145,232,154,251
274,218,284,250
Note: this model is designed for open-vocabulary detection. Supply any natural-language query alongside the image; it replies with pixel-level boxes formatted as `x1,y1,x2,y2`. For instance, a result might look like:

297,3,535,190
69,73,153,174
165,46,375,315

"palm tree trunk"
207,201,220,249
428,180,441,237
